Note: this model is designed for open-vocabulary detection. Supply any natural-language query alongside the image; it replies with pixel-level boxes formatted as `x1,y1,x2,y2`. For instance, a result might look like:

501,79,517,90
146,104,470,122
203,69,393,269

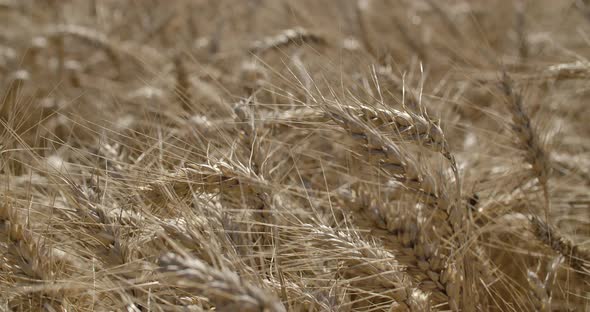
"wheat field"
0,0,589,311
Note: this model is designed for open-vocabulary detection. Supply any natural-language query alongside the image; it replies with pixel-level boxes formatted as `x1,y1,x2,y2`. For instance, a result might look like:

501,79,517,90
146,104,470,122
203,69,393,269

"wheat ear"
529,215,590,274
323,102,459,222
526,256,562,312
159,253,286,312
249,27,325,54
501,73,551,221
301,224,429,311
42,24,165,72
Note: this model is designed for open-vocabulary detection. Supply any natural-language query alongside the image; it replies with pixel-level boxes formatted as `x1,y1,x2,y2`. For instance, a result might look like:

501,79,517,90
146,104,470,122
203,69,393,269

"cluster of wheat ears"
0,0,589,311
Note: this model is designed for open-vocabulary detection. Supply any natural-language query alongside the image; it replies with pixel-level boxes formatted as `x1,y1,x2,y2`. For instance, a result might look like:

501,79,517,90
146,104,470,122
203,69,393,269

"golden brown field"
0,0,589,311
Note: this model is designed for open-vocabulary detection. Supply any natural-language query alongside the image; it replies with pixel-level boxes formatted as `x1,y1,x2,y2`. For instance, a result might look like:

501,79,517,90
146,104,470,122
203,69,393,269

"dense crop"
0,1,588,311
